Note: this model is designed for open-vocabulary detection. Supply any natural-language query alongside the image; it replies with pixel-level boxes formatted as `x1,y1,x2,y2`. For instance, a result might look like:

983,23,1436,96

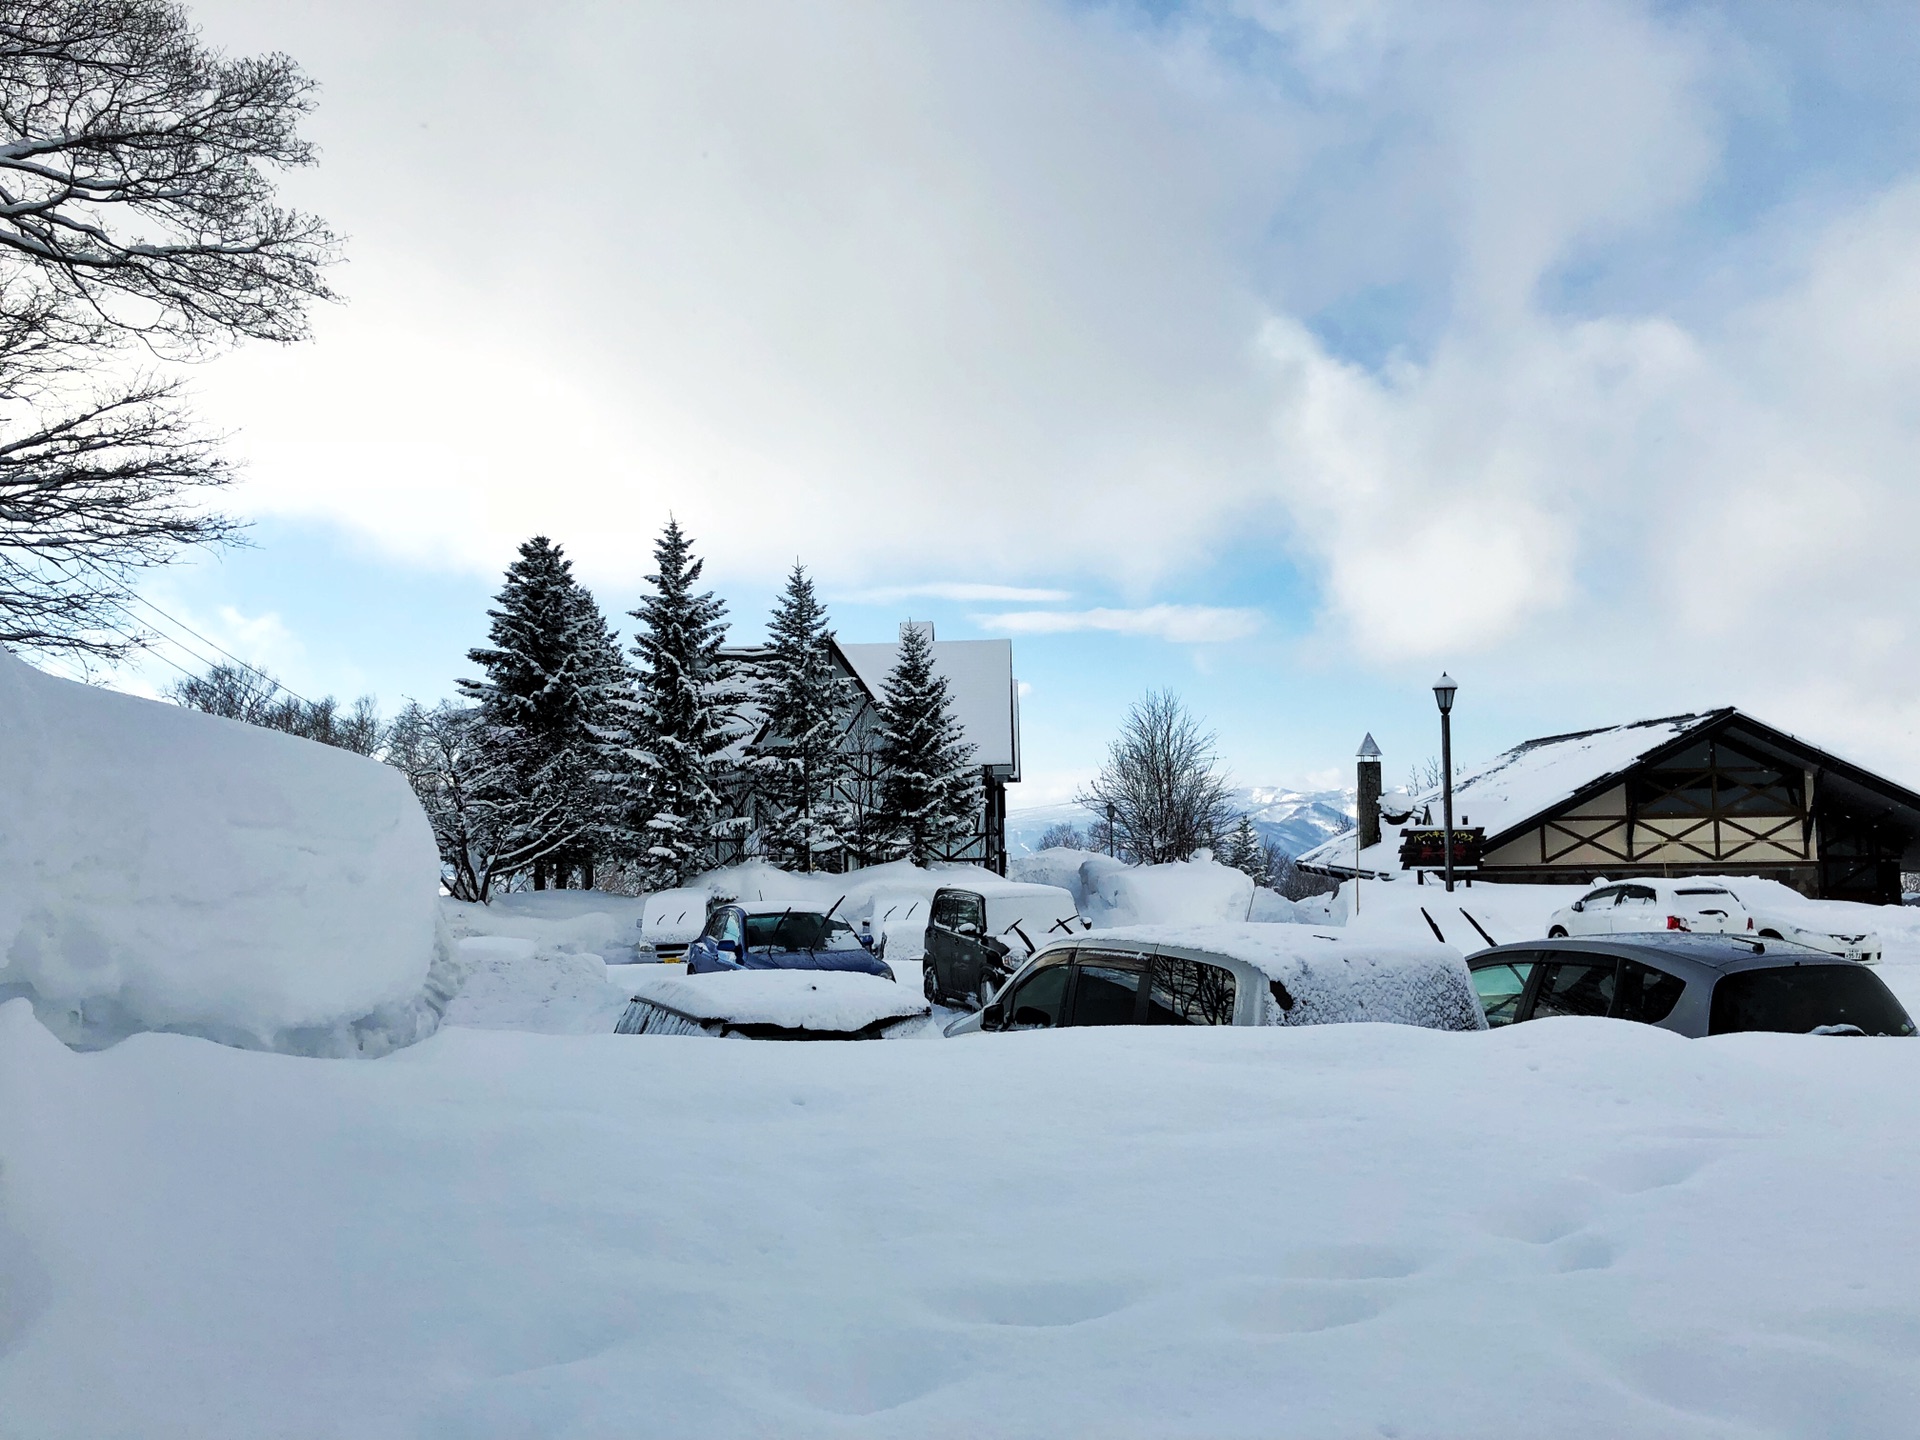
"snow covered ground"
11,994,1920,1437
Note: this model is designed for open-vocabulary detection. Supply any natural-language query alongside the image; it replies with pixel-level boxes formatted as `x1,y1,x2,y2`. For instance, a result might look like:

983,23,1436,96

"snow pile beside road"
448,890,648,959
0,650,453,1055
619,968,926,1033
13,998,1920,1436
1081,855,1254,927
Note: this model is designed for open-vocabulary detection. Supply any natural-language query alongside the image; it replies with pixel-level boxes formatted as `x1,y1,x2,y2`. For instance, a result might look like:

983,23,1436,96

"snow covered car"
638,886,711,961
615,968,927,1040
922,881,1087,1007
684,900,894,980
942,925,1485,1036
1544,878,1882,963
1466,933,1914,1038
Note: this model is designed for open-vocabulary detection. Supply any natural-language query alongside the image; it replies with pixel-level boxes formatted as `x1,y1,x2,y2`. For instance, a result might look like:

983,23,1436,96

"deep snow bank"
13,998,1920,1437
0,650,453,1054
1013,849,1257,927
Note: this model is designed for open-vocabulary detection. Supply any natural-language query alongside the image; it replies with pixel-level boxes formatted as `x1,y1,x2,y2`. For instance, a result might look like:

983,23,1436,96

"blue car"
684,901,896,980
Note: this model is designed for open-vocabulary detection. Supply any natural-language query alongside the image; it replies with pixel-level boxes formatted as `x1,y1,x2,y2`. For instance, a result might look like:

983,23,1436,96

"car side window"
1146,956,1237,1025
1578,887,1619,911
1617,885,1657,908
954,894,986,938
1531,957,1619,1019
1005,955,1073,1029
1614,960,1685,1024
1470,956,1537,1027
1067,952,1147,1026
929,893,960,931
702,909,727,940
721,910,744,949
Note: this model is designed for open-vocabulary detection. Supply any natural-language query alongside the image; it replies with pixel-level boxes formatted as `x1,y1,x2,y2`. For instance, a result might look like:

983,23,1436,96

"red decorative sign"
1398,828,1485,869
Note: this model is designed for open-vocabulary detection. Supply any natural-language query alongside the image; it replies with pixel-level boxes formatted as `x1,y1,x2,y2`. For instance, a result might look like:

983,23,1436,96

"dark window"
702,910,728,940
1577,887,1619,912
1145,957,1237,1025
1005,957,1072,1029
1614,960,1685,1024
1531,959,1618,1020
952,894,986,937
744,911,843,950
1470,958,1536,1027
1618,884,1657,904
1709,966,1916,1037
929,893,962,930
1068,955,1146,1027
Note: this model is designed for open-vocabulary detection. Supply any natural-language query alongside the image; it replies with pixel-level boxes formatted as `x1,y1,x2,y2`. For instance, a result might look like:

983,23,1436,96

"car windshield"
1709,965,1916,1037
743,911,857,951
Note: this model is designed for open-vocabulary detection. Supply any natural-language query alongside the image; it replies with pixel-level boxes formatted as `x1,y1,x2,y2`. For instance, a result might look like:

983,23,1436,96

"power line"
53,553,319,707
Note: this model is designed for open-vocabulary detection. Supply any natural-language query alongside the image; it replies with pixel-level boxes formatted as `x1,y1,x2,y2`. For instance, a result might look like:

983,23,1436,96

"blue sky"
78,0,1920,806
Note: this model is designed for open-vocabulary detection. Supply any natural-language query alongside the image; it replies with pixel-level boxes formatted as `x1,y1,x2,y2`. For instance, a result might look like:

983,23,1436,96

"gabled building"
1300,709,1920,904
723,622,1020,873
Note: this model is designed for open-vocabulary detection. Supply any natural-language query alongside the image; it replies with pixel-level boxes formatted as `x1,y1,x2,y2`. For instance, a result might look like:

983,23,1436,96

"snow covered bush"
0,649,456,1055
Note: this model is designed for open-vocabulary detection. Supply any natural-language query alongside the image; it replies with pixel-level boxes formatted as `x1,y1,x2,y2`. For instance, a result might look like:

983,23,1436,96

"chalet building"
723,622,1020,873
1300,709,1920,904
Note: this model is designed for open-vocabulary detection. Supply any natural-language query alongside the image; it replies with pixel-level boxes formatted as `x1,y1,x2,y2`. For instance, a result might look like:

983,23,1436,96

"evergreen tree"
873,622,978,865
750,563,856,871
1221,814,1270,886
457,536,617,888
618,518,742,889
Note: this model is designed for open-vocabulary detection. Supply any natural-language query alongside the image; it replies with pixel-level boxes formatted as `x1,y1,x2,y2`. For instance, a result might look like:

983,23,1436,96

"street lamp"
1433,673,1458,892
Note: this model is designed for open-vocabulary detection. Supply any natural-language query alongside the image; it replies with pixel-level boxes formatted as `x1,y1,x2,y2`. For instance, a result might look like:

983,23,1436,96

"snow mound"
442,938,632,1034
619,968,927,1035
0,650,454,1055
1092,923,1486,1031
1081,856,1254,927
1248,886,1298,922
449,890,649,958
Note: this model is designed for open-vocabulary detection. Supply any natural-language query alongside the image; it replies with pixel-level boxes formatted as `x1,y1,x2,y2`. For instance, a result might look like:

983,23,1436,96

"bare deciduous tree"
1037,820,1089,851
1077,690,1233,866
388,701,585,904
0,0,339,656
168,660,381,755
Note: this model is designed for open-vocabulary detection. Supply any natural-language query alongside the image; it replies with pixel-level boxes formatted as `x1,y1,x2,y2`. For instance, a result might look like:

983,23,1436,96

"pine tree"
751,563,855,871
457,536,617,888
873,622,978,866
618,518,742,889
1221,814,1270,887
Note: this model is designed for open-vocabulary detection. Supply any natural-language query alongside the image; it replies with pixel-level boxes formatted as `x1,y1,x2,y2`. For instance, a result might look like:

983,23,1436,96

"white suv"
1546,878,1881,964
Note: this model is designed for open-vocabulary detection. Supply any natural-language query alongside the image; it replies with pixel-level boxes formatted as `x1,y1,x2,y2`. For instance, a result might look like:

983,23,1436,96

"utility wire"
54,553,318,707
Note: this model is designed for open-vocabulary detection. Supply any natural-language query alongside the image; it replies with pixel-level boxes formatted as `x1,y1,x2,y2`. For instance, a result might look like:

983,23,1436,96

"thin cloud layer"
981,606,1264,644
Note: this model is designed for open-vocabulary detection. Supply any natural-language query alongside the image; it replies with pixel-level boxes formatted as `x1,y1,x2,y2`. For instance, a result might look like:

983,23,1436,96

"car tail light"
1666,915,1690,931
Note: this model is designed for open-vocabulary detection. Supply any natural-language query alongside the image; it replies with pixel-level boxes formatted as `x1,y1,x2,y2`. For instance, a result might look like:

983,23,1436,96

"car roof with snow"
1029,923,1484,1031
1471,932,1841,974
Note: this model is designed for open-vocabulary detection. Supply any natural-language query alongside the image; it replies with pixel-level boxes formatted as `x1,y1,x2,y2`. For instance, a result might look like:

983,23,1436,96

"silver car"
1466,933,1914,1037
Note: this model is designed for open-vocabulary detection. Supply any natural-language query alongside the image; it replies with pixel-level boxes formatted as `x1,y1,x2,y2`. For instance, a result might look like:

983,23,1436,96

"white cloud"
836,583,1073,604
189,0,1292,594
979,605,1264,644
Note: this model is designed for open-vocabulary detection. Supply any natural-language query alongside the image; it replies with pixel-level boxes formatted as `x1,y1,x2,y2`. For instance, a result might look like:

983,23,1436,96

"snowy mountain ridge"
1008,786,1354,858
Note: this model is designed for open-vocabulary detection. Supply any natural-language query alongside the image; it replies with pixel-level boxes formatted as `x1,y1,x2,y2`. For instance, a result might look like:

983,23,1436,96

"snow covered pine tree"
874,622,978,865
751,563,856,872
458,537,623,889
1220,814,1271,887
618,518,743,889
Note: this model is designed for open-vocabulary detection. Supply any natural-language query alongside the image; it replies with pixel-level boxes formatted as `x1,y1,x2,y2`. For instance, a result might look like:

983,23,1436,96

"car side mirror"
983,935,1010,957
718,938,741,956
981,1000,1005,1030
1571,901,1584,913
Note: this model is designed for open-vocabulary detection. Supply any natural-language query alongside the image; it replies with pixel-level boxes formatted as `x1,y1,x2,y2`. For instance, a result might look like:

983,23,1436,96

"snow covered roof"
838,637,1019,776
1300,711,1724,876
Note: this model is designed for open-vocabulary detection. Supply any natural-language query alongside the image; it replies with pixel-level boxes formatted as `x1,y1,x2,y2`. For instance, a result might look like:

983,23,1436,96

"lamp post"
1433,673,1458,892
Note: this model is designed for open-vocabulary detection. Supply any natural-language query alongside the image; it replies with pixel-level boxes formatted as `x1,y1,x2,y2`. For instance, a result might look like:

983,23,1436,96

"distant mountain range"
1007,786,1354,859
